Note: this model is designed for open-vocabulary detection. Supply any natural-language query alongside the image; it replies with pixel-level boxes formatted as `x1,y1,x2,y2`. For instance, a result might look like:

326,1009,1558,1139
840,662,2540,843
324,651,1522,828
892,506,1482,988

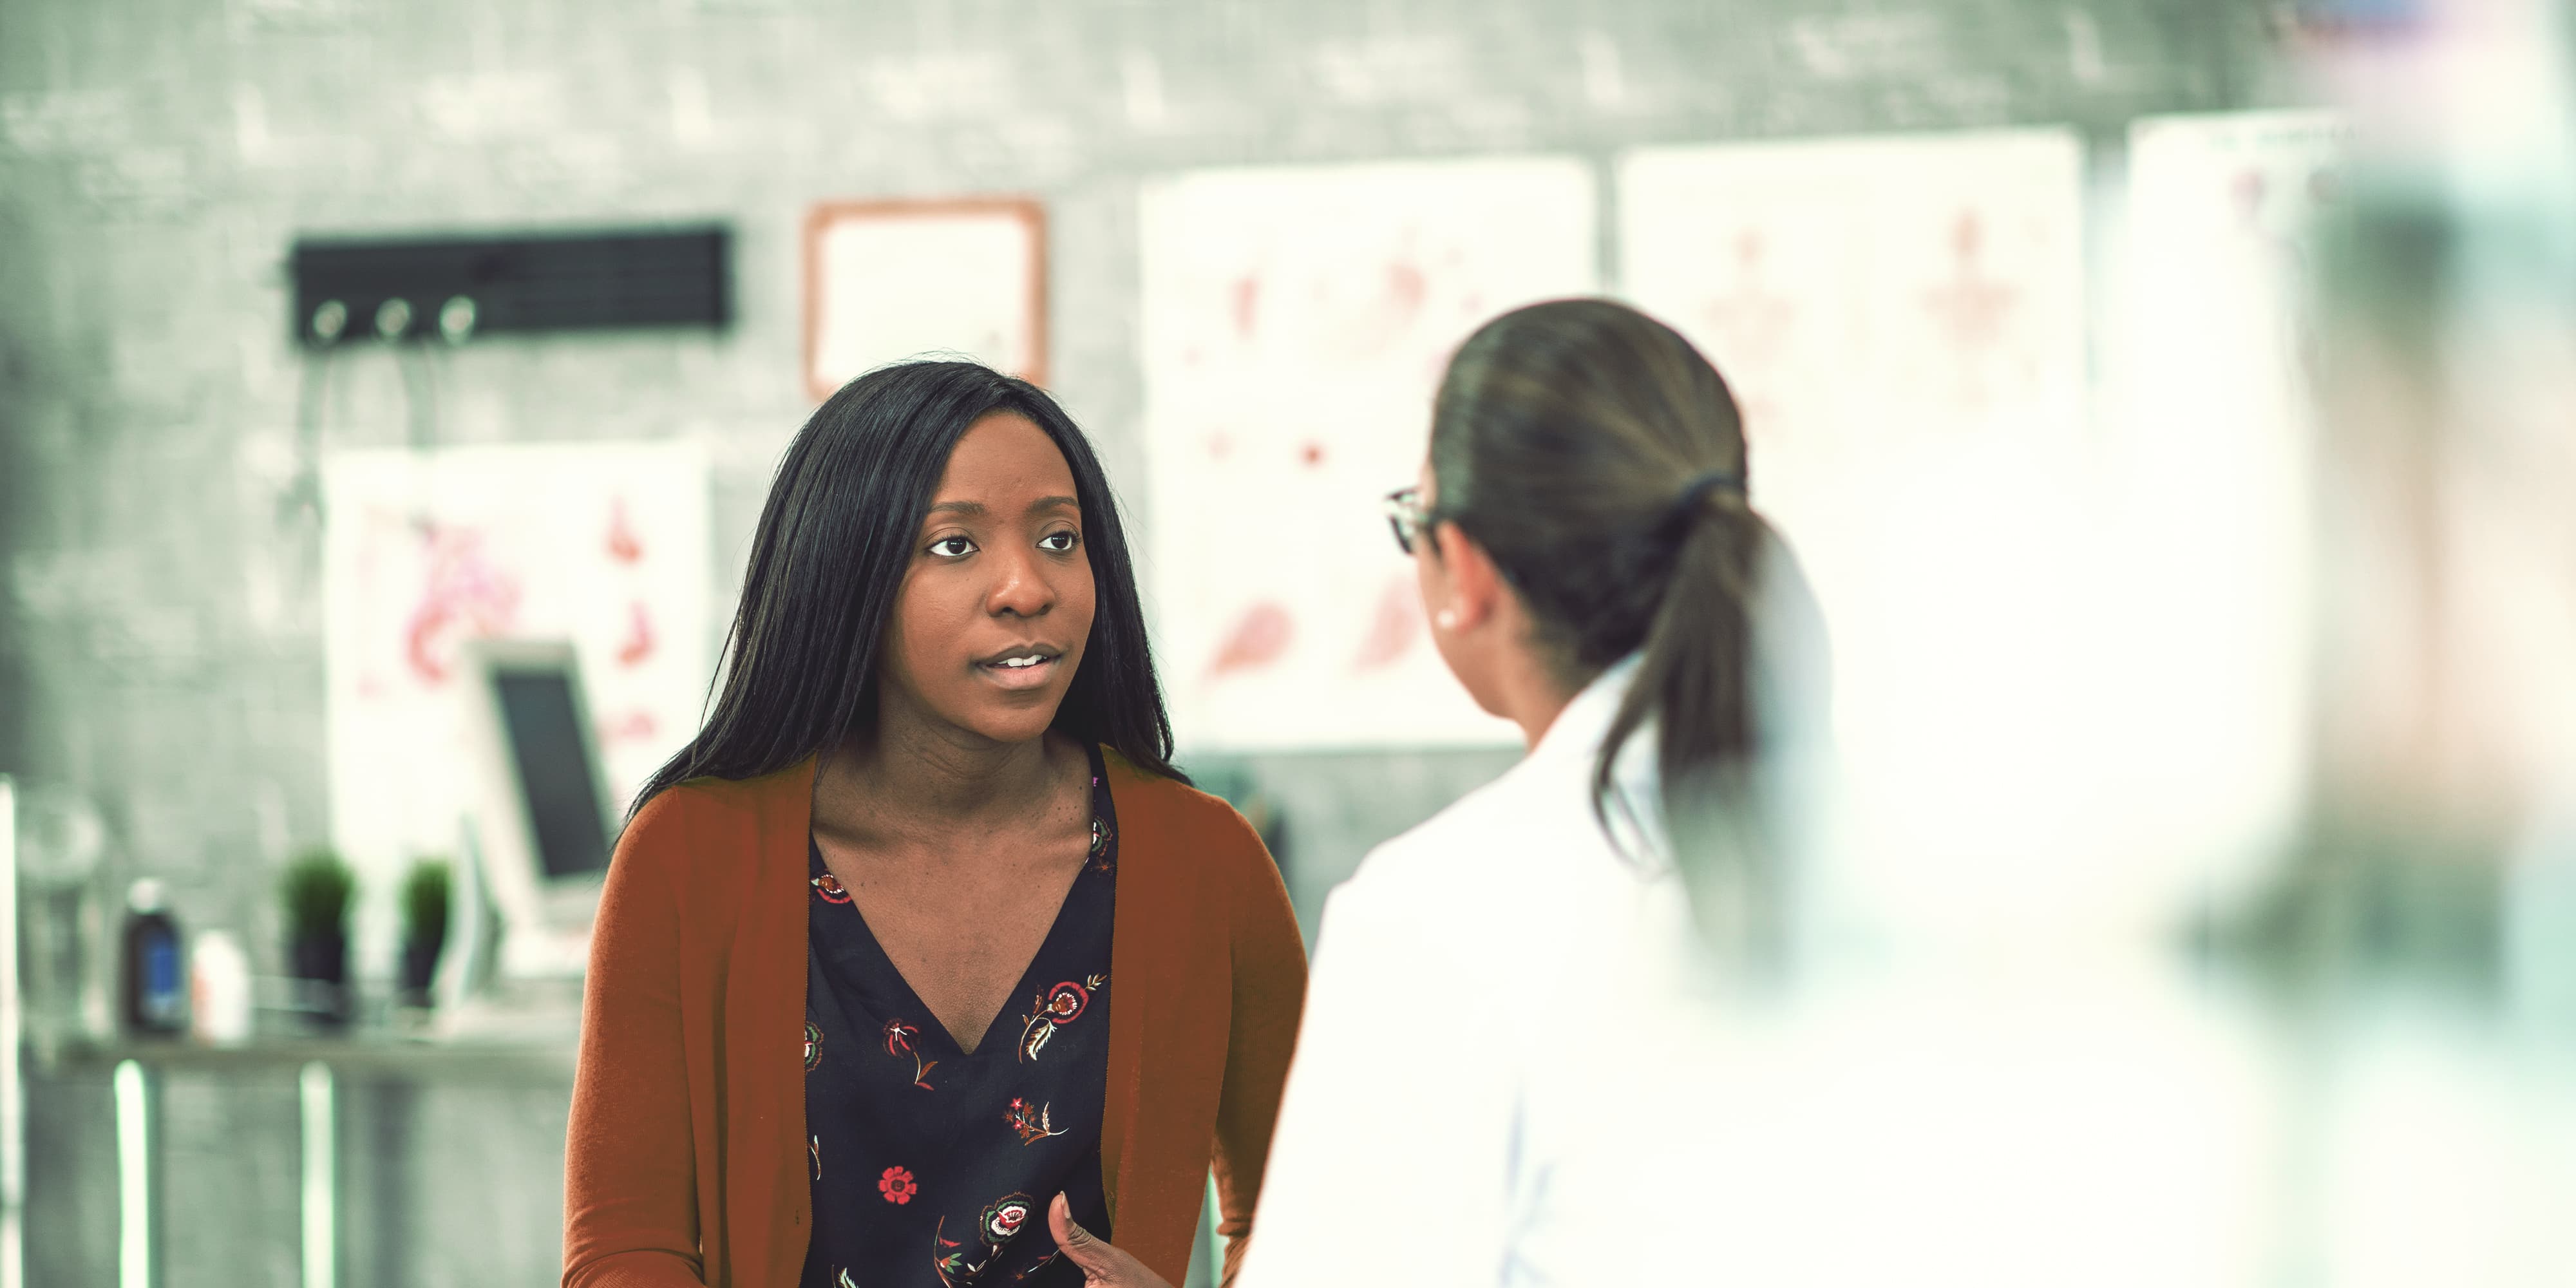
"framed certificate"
802,197,1046,399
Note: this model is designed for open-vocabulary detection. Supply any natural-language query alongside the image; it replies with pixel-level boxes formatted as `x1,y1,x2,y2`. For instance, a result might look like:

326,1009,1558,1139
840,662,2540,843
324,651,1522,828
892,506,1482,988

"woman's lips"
978,652,1061,691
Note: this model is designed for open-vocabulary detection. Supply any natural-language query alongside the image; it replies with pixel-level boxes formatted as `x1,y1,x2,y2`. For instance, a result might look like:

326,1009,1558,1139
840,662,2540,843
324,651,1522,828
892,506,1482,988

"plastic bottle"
121,878,185,1036
189,929,254,1045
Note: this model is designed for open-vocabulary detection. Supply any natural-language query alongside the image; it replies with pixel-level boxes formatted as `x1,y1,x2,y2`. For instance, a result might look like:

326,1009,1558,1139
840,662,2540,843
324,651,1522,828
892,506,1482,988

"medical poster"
1616,131,2107,927
1138,156,1596,748
805,198,1045,399
2124,111,2345,424
1616,128,2088,529
2110,111,2349,889
323,440,710,958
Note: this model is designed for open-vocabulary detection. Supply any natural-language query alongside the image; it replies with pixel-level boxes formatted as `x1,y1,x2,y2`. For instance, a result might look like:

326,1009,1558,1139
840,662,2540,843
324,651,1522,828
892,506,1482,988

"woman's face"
878,412,1096,746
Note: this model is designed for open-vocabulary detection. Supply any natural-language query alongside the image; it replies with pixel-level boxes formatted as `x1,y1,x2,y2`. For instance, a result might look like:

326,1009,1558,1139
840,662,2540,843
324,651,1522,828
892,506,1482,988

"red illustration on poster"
401,528,524,685
1141,157,1592,748
1349,574,1421,672
325,440,710,966
617,602,656,668
1209,602,1293,677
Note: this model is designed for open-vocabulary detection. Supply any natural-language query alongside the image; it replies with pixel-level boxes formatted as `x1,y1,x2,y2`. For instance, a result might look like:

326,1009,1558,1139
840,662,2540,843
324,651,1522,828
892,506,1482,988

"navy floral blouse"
800,748,1117,1288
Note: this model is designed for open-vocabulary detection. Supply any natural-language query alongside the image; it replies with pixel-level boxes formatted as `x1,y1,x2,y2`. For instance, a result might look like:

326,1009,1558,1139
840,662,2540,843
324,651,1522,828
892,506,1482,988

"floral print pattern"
1016,974,1106,1064
799,744,1119,1288
1004,1098,1066,1145
1085,766,1115,875
932,1191,1044,1286
933,1219,993,1287
980,1193,1035,1244
882,1019,919,1056
883,1018,938,1090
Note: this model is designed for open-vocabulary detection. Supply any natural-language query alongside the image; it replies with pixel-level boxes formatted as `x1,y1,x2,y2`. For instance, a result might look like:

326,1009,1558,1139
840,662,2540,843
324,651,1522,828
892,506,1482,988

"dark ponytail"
1428,299,1826,925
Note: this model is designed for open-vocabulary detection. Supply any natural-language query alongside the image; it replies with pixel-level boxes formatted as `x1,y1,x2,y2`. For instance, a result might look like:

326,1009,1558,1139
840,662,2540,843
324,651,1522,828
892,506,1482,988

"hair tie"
1663,469,1744,529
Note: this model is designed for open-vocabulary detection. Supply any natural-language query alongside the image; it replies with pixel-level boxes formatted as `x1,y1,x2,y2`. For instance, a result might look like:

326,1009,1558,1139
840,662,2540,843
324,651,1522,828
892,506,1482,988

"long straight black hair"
1428,299,1828,918
630,361,1182,815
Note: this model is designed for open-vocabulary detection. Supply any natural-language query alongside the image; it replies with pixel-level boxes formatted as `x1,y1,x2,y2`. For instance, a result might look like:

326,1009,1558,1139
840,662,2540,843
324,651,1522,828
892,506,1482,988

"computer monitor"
455,639,616,978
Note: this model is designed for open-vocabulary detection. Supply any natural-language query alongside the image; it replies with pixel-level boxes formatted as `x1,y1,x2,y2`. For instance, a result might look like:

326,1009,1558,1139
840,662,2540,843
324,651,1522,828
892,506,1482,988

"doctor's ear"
1429,520,1505,634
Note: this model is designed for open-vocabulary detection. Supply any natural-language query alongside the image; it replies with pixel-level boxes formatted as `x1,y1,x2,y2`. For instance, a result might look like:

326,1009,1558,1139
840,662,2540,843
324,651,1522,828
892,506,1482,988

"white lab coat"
1234,662,2537,1287
1235,658,1715,1288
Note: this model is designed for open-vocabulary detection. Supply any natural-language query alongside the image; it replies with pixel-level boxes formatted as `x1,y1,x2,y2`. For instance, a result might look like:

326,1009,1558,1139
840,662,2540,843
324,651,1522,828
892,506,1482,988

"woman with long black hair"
562,361,1305,1288
1234,299,1830,1287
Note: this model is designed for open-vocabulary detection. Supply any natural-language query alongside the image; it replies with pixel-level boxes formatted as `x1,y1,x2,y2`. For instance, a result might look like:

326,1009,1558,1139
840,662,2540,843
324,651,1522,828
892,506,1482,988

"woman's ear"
1430,519,1504,634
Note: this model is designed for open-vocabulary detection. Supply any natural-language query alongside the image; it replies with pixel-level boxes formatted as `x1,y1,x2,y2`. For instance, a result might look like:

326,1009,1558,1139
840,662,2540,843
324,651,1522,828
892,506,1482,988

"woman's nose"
987,545,1056,618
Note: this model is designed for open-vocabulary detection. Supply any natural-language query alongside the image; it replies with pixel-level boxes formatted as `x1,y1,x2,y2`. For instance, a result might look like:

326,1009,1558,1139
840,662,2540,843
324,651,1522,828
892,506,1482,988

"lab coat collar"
1524,653,1669,865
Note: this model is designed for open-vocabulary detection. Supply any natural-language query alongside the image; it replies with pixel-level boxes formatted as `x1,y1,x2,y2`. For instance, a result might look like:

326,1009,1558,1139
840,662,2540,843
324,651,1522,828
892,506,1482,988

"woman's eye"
928,536,976,558
1038,530,1078,553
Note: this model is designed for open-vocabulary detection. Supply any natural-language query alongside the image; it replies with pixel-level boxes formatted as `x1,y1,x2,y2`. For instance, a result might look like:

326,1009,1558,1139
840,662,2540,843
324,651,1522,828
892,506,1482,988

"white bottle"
189,929,254,1046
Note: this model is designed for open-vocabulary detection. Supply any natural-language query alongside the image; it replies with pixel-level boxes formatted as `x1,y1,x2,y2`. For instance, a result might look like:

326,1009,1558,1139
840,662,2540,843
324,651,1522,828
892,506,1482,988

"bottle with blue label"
122,878,186,1036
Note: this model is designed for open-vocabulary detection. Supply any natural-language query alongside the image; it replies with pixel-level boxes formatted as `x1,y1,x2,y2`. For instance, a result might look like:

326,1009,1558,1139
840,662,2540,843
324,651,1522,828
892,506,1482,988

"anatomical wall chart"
1139,156,1597,748
323,439,709,959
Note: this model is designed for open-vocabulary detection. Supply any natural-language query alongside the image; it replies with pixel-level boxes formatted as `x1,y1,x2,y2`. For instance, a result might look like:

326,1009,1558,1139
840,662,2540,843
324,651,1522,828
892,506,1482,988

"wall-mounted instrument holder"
290,225,730,347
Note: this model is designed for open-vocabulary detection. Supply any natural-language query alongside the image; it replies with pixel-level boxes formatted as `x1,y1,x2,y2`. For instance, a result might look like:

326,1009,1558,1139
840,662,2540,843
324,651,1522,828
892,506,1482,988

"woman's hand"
1048,1193,1174,1288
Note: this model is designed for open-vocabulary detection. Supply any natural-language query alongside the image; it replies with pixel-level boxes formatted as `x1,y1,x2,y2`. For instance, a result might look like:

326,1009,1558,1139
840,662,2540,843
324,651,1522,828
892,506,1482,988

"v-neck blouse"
799,750,1117,1288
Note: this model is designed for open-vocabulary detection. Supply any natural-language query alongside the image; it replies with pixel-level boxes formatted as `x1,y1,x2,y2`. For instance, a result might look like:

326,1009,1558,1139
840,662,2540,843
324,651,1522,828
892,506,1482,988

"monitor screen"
493,668,612,881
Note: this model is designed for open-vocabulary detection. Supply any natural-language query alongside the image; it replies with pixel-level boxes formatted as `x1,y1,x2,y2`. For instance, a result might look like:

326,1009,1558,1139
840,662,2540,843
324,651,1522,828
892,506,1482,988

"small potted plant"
398,857,451,1008
278,848,355,1027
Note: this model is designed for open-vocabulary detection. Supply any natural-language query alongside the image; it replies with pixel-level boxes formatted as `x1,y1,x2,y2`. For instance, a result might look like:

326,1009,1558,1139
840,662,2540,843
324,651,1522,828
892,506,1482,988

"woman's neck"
815,704,1070,840
1485,615,1583,749
1503,670,1579,751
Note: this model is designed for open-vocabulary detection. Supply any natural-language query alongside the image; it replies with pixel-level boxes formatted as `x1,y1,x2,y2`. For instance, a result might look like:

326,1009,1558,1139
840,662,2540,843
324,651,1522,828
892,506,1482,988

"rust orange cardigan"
562,750,1307,1288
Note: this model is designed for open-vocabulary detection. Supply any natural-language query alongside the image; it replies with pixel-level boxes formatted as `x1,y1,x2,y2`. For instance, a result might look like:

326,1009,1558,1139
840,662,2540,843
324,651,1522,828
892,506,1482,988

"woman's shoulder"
1098,747,1273,881
1334,755,1630,938
1100,747,1235,817
613,762,810,878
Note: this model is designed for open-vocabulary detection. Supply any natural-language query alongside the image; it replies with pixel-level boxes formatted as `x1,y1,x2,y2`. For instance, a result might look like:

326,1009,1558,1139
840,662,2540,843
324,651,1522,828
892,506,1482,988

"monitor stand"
430,816,589,1045
430,974,584,1045
499,924,591,980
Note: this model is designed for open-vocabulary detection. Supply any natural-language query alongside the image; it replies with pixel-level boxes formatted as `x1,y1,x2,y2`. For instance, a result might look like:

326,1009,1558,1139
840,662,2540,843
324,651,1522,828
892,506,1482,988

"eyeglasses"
1382,486,1434,556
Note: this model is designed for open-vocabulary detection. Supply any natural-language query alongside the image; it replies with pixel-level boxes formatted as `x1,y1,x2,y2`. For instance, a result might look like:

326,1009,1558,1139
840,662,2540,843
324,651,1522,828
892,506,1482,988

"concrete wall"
1,0,2295,1282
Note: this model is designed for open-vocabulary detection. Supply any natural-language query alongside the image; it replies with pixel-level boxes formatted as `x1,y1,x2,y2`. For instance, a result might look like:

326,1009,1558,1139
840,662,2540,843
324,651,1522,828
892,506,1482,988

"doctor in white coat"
1229,298,1829,1288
